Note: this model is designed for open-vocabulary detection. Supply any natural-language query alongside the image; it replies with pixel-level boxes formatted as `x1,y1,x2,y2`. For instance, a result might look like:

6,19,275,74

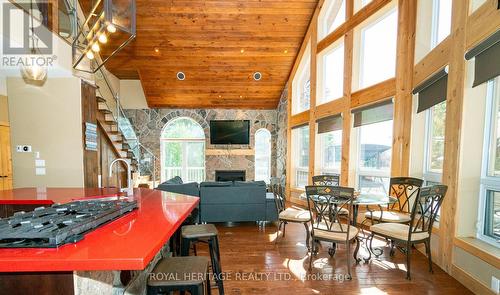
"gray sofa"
156,177,278,223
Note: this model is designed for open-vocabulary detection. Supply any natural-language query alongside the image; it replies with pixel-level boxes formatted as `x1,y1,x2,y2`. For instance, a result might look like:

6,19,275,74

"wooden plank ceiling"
102,0,318,109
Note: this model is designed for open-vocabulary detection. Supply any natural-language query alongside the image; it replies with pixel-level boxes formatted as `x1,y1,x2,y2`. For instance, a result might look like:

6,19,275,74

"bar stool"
147,256,211,295
181,224,224,295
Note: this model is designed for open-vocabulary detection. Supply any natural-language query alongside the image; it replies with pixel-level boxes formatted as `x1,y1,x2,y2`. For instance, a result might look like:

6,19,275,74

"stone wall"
124,108,283,182
276,87,288,180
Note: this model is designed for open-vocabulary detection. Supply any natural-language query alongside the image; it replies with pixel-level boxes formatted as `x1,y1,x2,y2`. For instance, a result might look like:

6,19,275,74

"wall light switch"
35,159,45,167
35,167,46,176
492,276,500,294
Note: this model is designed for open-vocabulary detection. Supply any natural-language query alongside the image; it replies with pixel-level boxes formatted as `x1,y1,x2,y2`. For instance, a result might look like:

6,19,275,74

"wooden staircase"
95,96,138,171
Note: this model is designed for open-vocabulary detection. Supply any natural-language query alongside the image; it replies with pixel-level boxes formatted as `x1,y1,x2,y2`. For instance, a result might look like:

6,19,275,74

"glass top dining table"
351,193,398,226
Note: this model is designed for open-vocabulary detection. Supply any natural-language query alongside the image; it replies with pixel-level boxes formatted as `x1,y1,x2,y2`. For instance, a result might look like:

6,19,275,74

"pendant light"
21,0,47,81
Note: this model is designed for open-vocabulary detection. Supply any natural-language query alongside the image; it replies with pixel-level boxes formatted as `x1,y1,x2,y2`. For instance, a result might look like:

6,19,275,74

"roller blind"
412,68,448,113
351,99,393,128
316,114,342,134
465,30,500,87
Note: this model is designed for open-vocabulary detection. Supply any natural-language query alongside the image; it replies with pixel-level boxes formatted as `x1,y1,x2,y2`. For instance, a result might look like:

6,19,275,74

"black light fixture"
72,0,136,73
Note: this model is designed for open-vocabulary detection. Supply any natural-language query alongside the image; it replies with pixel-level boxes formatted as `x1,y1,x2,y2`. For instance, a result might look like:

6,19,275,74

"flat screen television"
210,120,250,145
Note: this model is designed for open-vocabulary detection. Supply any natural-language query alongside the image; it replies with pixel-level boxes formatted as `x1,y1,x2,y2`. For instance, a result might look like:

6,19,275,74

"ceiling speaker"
253,72,262,81
177,72,185,80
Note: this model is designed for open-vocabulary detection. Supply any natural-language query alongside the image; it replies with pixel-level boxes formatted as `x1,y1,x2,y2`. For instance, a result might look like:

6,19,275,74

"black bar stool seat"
181,224,224,295
147,256,211,295
182,224,218,239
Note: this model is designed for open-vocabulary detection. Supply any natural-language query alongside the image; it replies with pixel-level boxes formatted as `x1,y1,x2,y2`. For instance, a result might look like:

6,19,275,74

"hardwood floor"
193,222,472,295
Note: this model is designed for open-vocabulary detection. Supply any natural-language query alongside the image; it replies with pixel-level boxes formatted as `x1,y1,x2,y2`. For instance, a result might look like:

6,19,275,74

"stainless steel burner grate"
0,200,138,248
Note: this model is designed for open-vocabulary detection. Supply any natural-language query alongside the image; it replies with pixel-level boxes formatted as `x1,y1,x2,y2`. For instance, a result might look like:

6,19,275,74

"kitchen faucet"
109,158,134,197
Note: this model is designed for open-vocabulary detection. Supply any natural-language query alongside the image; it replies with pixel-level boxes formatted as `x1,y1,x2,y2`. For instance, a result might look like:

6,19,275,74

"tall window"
316,128,342,175
358,8,398,89
292,44,311,114
431,0,452,47
291,125,310,188
424,101,447,184
353,101,394,195
161,117,205,183
318,0,345,40
318,40,344,105
479,79,500,246
255,128,272,183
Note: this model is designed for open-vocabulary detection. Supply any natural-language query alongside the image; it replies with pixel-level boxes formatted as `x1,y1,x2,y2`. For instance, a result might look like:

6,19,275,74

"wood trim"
290,111,310,128
451,265,496,295
466,0,500,51
285,83,293,198
315,98,347,120
453,237,500,270
308,12,318,183
439,0,469,272
413,37,451,88
0,121,9,127
340,0,354,187
391,0,417,177
350,78,396,108
317,0,392,53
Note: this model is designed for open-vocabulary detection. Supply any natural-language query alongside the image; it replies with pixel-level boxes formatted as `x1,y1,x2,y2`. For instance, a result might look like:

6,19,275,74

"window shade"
351,99,393,128
412,68,448,113
316,114,342,134
465,30,500,87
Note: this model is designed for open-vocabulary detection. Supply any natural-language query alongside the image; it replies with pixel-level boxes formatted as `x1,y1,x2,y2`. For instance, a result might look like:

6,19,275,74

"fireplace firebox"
215,170,246,182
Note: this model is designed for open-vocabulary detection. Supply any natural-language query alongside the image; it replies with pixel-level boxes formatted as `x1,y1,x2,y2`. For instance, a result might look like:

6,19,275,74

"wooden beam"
350,78,396,108
466,0,500,50
289,110,310,128
391,0,417,177
285,83,293,198
439,0,469,272
317,0,392,53
315,97,347,120
340,0,354,187
413,37,451,88
308,12,318,182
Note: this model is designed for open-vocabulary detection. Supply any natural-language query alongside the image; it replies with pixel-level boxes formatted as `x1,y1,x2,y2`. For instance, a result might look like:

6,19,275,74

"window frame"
316,128,342,175
254,128,272,183
478,79,500,246
291,125,310,188
317,39,345,105
358,6,398,90
160,117,206,183
292,43,311,115
355,119,394,194
423,103,446,183
430,0,452,48
318,0,346,41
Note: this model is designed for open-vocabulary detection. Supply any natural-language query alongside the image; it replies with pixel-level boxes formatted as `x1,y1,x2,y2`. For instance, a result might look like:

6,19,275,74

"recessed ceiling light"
253,72,262,81
240,49,245,53
284,49,288,54
154,47,160,53
218,95,222,98
176,72,185,80
239,95,243,98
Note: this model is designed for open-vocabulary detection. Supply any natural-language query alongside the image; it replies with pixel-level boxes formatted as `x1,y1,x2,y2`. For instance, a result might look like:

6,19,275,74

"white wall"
7,77,84,188
119,80,149,109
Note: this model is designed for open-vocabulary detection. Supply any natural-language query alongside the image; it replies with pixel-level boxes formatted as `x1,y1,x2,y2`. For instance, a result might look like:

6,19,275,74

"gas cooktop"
0,199,138,248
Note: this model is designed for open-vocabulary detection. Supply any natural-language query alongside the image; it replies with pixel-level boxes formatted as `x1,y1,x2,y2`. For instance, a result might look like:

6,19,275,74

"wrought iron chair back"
305,185,354,243
408,185,447,240
388,177,424,213
271,183,286,214
312,174,340,186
